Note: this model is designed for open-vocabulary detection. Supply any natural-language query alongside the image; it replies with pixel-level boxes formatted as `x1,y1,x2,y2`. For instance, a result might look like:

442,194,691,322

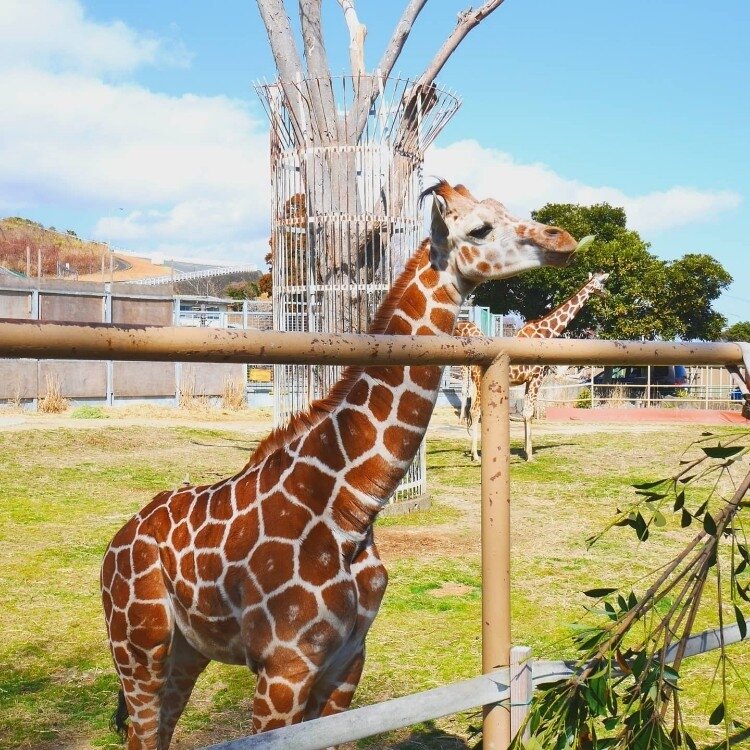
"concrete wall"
0,360,37,399
0,279,246,405
41,293,103,322
114,362,176,397
39,360,107,398
181,363,245,395
0,290,32,319
112,298,173,326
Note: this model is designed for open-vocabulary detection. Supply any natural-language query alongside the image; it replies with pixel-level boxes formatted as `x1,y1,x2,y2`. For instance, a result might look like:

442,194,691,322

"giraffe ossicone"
100,180,577,749
459,271,609,461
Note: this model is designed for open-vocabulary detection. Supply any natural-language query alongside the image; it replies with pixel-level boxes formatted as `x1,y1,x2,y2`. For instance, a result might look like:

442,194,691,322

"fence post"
480,352,512,749
104,284,114,405
510,646,533,741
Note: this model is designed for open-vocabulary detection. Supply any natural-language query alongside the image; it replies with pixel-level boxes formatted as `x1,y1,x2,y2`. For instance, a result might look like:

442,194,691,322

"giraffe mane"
243,240,431,469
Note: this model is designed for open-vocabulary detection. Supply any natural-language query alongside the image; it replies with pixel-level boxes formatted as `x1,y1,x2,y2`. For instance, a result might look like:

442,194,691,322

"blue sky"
1,1,748,323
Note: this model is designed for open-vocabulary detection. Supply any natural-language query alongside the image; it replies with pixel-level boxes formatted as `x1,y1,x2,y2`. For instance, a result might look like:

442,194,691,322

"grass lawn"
0,419,748,749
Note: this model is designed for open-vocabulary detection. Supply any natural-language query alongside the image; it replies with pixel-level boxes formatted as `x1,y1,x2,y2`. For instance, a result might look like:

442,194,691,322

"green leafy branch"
512,433,750,749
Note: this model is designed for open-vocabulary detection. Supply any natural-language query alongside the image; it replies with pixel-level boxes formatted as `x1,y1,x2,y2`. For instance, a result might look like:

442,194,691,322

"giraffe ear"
430,195,450,246
588,272,593,280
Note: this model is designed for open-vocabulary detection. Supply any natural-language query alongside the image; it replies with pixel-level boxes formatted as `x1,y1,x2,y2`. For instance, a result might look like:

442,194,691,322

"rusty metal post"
480,353,512,749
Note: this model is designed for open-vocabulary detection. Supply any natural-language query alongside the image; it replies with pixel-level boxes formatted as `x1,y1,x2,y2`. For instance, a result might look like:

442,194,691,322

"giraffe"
457,272,609,462
100,181,578,749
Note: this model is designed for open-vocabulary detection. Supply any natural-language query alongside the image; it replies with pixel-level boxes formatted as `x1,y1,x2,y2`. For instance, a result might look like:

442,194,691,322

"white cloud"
0,1,741,269
0,66,270,264
0,0,189,75
426,139,741,233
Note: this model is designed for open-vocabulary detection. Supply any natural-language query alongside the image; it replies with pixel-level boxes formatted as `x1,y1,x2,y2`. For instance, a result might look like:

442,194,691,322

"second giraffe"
458,271,609,461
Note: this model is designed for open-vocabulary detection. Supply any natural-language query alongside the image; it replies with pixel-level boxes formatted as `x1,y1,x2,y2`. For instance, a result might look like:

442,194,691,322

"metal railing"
131,264,259,286
537,364,744,411
0,318,746,749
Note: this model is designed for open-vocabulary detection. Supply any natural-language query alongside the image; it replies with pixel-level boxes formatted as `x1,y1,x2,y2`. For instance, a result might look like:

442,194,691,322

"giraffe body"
101,182,578,749
457,272,609,461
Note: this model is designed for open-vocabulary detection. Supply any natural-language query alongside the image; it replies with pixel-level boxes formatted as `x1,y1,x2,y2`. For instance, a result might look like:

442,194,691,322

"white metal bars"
255,76,460,502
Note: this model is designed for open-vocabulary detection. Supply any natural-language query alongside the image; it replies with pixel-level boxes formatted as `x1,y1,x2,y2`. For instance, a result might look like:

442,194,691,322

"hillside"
0,217,111,277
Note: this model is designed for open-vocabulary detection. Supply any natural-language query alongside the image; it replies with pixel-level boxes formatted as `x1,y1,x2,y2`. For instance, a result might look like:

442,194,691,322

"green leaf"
735,604,747,639
634,513,649,541
708,701,725,725
653,510,667,527
637,491,667,502
703,513,717,536
583,587,618,598
662,664,680,687
681,508,692,528
632,479,668,490
631,651,647,678
735,559,747,576
694,500,708,517
739,544,750,563
674,490,685,511
702,445,744,459
576,234,596,252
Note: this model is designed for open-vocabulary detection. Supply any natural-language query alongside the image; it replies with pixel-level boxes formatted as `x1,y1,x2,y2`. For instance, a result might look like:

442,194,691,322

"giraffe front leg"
522,377,543,461
304,647,365,720
251,648,322,733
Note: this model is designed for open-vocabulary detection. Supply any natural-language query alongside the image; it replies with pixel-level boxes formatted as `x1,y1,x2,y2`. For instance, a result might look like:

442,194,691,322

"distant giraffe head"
420,181,577,290
587,271,610,298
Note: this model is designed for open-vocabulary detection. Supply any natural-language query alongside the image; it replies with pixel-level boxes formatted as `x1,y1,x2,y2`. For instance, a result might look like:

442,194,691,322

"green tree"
223,280,260,300
473,203,731,341
722,320,750,342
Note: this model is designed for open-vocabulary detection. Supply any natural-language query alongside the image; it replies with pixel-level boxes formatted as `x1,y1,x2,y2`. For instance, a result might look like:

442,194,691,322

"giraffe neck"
325,241,468,534
520,278,599,339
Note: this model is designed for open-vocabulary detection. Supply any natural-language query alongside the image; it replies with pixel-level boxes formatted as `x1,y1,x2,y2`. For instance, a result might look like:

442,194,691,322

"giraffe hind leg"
157,629,210,749
103,536,175,749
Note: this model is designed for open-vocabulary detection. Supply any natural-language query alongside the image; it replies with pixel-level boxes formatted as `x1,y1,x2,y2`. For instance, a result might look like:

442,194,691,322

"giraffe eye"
468,224,492,240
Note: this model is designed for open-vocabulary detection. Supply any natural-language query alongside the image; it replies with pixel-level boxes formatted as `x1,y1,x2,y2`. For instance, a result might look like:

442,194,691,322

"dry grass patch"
38,374,68,414
220,376,246,411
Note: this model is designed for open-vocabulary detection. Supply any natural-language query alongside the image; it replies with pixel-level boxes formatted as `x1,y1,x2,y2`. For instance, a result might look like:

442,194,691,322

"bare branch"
299,0,331,78
256,0,304,86
376,0,428,79
417,0,507,88
299,0,337,142
337,0,367,78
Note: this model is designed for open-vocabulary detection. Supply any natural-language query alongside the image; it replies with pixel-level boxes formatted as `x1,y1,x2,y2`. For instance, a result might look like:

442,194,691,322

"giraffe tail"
463,397,473,430
110,688,129,741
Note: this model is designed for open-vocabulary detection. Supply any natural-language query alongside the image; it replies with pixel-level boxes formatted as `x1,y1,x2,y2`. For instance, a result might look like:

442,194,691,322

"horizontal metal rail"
129,264,258,286
203,624,748,750
0,319,744,367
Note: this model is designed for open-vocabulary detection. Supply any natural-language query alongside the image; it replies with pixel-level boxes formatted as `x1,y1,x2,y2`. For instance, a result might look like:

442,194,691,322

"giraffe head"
421,181,578,288
587,271,610,297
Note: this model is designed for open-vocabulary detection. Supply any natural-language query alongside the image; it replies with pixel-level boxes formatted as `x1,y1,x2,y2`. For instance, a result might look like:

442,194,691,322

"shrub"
575,386,592,409
70,405,107,419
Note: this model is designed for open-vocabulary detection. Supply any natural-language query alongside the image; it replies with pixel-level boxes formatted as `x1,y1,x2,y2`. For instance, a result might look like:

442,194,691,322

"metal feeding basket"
256,75,460,503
